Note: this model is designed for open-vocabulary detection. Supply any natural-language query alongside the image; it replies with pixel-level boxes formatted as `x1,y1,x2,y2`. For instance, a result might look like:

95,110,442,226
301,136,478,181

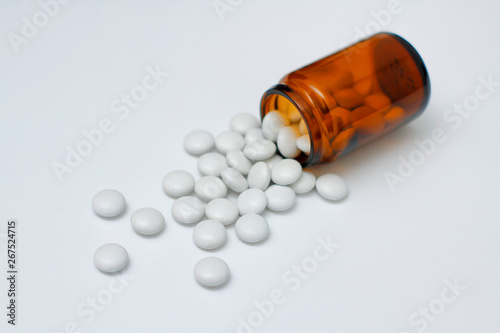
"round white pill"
230,113,261,134
195,176,228,201
271,159,302,185
277,126,301,158
263,154,283,169
171,196,205,224
184,130,215,155
247,162,271,191
316,174,349,201
243,139,276,161
197,153,228,177
215,131,245,154
299,119,308,135
194,257,230,287
235,214,269,243
265,185,296,211
93,243,129,273
205,198,239,226
92,189,126,217
296,135,311,155
245,128,265,144
226,150,252,175
193,220,227,250
220,168,248,193
262,111,289,142
290,171,316,194
162,170,195,197
131,207,165,235
288,107,302,122
237,188,267,215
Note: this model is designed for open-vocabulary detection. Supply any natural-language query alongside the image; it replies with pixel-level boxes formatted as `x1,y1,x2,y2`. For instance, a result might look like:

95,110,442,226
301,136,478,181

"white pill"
243,139,276,161
288,107,302,122
93,243,129,273
290,171,316,194
271,159,302,185
247,162,271,191
215,131,245,154
171,196,205,224
245,128,265,144
197,153,228,177
92,189,126,217
316,174,349,201
130,207,165,235
235,214,269,243
195,176,228,201
162,170,195,197
299,119,308,135
194,257,230,287
237,188,267,215
265,185,296,211
230,113,261,134
221,168,248,193
262,111,289,142
263,154,283,169
205,198,239,225
226,150,252,175
184,130,215,155
296,135,311,155
277,126,301,158
193,220,227,250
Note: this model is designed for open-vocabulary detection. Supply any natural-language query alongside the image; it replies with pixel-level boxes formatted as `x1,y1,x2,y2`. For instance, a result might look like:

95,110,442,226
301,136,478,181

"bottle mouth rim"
260,84,317,168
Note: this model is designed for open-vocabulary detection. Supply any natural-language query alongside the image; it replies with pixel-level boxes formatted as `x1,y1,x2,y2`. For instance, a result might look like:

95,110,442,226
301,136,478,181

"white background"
1,1,499,332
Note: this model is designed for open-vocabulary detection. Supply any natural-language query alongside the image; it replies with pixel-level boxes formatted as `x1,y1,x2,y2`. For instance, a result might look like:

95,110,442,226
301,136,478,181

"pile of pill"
92,112,348,288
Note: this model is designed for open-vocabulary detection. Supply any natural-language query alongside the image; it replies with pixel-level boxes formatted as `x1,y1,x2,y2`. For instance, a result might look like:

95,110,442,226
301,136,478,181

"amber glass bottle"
260,32,430,167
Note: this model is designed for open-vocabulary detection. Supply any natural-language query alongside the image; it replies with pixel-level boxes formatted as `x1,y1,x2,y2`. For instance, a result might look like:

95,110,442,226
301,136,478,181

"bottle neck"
260,83,334,167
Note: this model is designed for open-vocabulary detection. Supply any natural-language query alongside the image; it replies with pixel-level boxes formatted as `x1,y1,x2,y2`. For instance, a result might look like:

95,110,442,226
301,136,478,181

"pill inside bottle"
260,32,430,167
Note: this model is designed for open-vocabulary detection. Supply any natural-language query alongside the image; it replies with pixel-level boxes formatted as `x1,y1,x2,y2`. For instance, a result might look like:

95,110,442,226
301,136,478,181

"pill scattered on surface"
245,128,265,144
296,135,311,155
247,162,271,191
131,207,165,235
277,126,301,158
289,171,316,194
243,139,276,161
263,154,283,169
194,256,230,287
197,152,228,177
193,220,227,250
237,188,267,215
94,243,129,273
162,170,195,197
226,150,252,175
230,113,261,134
221,167,248,193
215,131,245,154
171,196,205,224
265,185,296,211
184,130,215,155
92,189,126,218
262,111,289,142
316,174,348,201
195,176,228,201
235,214,269,243
205,198,239,226
271,159,302,185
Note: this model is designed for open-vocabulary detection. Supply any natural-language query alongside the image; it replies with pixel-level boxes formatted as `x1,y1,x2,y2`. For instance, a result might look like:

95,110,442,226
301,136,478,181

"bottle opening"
260,89,316,167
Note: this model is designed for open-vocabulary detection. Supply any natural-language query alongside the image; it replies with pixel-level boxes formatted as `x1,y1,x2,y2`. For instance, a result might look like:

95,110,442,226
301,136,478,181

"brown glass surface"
261,32,430,167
